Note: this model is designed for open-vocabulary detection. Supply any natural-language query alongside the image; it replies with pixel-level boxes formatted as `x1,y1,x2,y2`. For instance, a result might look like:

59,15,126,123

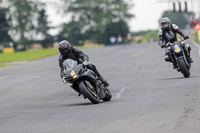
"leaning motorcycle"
62,59,112,104
166,38,191,78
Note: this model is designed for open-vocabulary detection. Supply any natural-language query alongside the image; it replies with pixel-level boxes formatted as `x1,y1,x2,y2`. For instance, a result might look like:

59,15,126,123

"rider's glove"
165,42,171,47
161,44,165,48
82,61,89,66
184,36,189,40
62,77,67,84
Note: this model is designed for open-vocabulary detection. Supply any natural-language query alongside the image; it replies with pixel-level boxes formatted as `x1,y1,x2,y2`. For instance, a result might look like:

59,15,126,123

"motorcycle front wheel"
179,58,190,78
79,81,100,104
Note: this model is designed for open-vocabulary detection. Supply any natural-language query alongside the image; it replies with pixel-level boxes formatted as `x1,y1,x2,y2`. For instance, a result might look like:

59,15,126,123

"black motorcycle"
62,59,112,104
166,38,191,78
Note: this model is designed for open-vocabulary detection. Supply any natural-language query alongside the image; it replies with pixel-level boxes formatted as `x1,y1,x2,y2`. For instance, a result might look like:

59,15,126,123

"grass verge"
0,45,103,67
0,64,13,67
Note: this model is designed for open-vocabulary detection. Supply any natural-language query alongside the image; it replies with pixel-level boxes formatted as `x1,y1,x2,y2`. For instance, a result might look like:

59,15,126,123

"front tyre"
179,58,190,78
79,81,100,104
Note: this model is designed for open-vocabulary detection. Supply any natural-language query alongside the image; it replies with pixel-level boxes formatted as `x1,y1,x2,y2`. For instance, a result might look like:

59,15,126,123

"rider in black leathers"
158,17,193,68
58,40,109,86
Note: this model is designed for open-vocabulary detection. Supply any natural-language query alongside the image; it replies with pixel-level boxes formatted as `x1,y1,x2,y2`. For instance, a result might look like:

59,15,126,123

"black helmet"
160,17,171,30
58,40,71,56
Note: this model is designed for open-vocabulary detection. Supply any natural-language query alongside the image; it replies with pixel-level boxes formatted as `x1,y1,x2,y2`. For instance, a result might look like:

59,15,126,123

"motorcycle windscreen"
63,59,78,71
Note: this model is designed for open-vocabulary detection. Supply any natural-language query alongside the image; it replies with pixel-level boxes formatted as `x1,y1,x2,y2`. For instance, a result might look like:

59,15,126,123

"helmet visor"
60,48,70,56
162,23,169,28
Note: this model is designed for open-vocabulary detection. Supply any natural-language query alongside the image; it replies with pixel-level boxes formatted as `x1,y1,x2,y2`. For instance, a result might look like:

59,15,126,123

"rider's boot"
95,71,109,86
172,62,177,69
185,44,193,63
188,57,193,63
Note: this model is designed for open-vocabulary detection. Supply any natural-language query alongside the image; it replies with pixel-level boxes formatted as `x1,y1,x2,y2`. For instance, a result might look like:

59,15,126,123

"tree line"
0,0,134,50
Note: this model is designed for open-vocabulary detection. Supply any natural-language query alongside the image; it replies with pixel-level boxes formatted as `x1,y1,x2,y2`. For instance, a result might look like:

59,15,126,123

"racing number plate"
70,71,77,79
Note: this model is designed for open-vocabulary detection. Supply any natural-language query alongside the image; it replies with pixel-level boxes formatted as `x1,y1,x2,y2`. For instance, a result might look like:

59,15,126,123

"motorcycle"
166,38,191,78
62,59,112,104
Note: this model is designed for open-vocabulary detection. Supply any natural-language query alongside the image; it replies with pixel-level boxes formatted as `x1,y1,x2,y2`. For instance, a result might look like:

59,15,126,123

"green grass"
0,45,103,63
0,49,59,63
0,64,13,67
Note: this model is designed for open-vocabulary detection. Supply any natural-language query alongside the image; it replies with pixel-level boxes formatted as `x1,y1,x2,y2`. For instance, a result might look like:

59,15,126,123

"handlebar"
81,62,92,66
179,38,185,41
165,37,187,47
165,42,171,47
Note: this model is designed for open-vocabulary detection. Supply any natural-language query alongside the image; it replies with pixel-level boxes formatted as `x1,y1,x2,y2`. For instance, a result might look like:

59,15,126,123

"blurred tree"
59,0,134,44
0,0,53,49
57,21,85,45
103,20,129,44
161,11,195,29
37,9,53,48
0,8,13,43
8,0,44,48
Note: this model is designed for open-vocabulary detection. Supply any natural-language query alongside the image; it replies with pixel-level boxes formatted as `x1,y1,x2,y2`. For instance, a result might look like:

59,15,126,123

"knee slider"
185,44,190,49
164,55,170,62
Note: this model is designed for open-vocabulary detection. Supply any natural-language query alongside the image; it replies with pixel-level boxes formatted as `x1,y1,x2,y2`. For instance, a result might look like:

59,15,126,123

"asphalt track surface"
0,41,200,133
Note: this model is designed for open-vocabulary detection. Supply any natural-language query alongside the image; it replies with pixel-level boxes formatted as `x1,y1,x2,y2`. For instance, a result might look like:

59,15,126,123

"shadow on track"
158,75,200,81
66,100,113,107
66,102,95,106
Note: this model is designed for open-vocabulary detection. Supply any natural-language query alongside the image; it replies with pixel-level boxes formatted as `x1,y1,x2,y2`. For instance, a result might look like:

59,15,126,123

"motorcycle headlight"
174,45,181,53
175,48,180,52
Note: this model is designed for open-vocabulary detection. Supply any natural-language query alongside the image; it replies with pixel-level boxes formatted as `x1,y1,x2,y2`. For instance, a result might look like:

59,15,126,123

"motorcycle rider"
158,17,193,69
58,40,109,86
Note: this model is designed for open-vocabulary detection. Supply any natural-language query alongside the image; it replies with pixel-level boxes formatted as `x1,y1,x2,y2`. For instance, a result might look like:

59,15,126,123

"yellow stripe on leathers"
198,31,200,42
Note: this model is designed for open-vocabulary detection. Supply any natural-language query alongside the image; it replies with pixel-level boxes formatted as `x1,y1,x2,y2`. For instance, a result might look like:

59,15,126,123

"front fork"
168,46,181,71
181,43,191,64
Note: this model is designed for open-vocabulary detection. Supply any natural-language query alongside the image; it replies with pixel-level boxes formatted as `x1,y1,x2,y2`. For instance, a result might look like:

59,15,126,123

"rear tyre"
179,58,190,78
102,88,112,101
79,81,100,104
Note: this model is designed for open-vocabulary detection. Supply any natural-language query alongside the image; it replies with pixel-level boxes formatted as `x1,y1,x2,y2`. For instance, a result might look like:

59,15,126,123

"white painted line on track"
115,87,126,98
192,40,200,56
130,51,144,58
